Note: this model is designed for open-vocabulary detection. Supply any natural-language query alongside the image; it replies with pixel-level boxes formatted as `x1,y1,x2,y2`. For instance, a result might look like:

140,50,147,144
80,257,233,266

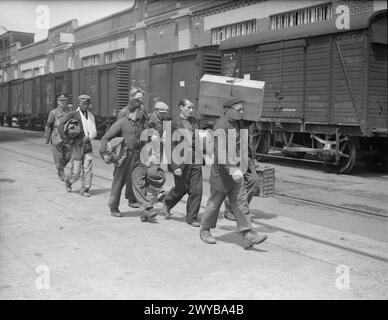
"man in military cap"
44,93,72,181
60,94,97,197
199,97,268,247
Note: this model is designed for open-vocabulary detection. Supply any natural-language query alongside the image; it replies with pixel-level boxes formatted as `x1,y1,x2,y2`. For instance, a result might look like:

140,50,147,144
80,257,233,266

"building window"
82,54,100,67
22,70,32,79
211,20,257,45
271,3,332,30
33,67,40,77
104,49,125,64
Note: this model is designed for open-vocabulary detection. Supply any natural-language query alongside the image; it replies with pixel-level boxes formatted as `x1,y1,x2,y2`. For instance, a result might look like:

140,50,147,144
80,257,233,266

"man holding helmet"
100,97,155,221
60,94,97,197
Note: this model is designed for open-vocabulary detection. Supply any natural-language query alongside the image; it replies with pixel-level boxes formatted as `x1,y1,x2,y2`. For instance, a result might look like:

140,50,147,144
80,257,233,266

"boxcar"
218,10,387,173
67,45,221,136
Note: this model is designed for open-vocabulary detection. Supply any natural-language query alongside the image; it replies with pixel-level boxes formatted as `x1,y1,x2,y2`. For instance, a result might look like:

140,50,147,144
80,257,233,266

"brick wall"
331,0,374,16
191,15,211,47
256,17,270,32
145,21,178,56
75,8,143,43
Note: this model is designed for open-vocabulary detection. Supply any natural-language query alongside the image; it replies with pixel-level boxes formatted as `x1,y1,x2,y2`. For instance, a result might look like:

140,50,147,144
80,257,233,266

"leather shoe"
188,221,200,227
200,229,216,244
140,209,157,222
128,201,140,208
81,189,91,197
224,211,236,221
110,209,123,217
65,179,72,193
162,199,172,218
243,230,267,246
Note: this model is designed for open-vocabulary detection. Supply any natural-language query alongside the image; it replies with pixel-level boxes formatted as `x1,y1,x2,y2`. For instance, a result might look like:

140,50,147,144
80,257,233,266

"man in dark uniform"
100,98,156,221
44,93,72,181
199,97,268,246
162,98,202,227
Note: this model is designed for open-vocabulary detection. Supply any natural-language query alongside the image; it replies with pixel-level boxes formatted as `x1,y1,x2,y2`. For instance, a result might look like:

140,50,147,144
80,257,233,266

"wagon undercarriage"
253,127,386,174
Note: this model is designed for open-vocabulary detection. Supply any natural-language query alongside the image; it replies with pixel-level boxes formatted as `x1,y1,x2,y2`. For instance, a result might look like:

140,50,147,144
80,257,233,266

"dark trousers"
125,173,137,204
51,142,71,177
165,164,202,223
201,181,252,234
108,151,153,211
224,172,259,215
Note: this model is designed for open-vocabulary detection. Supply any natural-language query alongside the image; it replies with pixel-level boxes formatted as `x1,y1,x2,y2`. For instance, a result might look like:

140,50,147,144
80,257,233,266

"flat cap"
78,94,91,101
129,87,144,97
223,97,243,108
154,101,169,113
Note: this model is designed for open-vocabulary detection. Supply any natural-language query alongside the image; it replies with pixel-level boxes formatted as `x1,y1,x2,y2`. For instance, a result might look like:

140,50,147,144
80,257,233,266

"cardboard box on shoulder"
198,74,265,122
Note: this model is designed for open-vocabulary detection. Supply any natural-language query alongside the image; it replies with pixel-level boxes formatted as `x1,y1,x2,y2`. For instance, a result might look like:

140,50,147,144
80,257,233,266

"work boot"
110,208,123,218
64,178,72,193
81,189,91,197
200,228,216,244
243,230,268,246
224,210,236,221
128,201,140,208
162,199,172,219
140,208,157,222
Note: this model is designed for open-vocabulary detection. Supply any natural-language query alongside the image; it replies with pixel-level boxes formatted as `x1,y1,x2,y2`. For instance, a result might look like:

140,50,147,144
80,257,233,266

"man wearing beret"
199,97,268,246
60,94,97,197
44,93,72,181
144,101,170,201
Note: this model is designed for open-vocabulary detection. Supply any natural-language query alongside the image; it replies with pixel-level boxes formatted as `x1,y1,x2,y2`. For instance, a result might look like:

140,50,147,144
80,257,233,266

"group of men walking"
44,88,267,248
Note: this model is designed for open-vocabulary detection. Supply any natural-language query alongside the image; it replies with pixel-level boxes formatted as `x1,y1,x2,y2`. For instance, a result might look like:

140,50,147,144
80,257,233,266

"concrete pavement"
0,127,387,299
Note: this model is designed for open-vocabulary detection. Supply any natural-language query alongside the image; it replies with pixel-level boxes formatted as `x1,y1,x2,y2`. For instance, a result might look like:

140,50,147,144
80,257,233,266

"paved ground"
0,127,387,299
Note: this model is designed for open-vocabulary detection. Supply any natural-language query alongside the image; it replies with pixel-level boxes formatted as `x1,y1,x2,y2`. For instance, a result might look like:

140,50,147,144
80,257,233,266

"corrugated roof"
220,9,387,50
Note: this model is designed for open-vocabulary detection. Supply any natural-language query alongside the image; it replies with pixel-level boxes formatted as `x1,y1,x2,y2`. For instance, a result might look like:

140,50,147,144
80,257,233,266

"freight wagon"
216,9,387,173
0,71,70,129
0,46,221,136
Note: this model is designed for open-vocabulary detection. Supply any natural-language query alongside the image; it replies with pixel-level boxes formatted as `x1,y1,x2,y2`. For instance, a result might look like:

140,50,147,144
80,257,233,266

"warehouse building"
0,0,386,82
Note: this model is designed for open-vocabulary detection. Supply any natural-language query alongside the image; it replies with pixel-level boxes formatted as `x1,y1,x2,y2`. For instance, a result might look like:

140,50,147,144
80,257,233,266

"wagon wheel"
253,132,270,162
323,139,357,174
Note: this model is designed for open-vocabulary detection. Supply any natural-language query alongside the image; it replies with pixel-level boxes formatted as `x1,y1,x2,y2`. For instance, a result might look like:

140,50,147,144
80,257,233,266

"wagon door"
42,75,55,115
79,67,99,111
171,54,198,119
150,59,171,114
99,65,117,118
22,78,34,116
256,40,306,124
130,59,150,111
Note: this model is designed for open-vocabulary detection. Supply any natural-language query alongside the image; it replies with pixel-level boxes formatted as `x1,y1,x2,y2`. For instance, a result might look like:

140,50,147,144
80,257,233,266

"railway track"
1,142,387,263
274,192,388,220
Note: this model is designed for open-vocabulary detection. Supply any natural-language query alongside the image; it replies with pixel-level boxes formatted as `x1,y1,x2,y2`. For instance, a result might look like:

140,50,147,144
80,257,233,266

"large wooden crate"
198,74,265,121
